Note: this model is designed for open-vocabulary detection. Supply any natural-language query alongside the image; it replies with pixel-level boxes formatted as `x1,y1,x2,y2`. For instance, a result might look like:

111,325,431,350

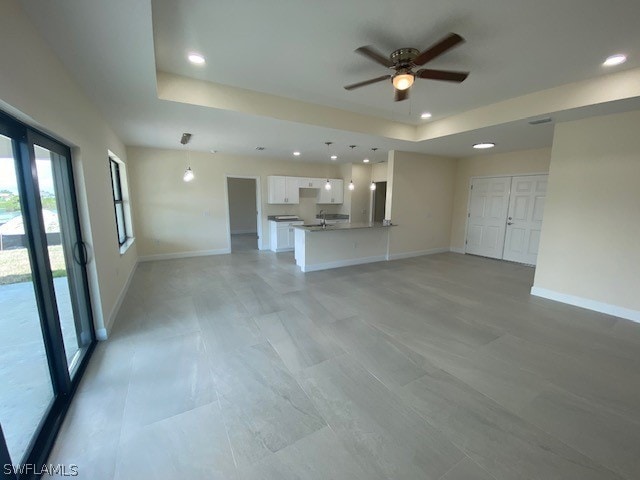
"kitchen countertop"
294,222,394,232
267,215,302,222
315,213,349,220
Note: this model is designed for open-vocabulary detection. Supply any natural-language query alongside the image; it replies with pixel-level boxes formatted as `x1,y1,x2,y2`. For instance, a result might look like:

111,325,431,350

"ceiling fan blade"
394,88,409,102
413,33,465,66
344,75,391,90
416,68,469,82
355,46,393,68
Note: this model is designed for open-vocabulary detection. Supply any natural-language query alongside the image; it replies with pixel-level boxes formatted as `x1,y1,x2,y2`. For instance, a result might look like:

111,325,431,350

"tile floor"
45,251,640,479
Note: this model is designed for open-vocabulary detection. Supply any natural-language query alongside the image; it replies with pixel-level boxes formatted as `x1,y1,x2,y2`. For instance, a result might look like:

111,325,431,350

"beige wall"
371,161,388,182
227,177,257,234
349,163,372,223
387,151,457,257
127,147,347,257
450,148,551,250
534,110,640,316
0,0,136,336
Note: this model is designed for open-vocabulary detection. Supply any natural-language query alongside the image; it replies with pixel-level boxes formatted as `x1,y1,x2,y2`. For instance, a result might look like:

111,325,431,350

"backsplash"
298,188,341,223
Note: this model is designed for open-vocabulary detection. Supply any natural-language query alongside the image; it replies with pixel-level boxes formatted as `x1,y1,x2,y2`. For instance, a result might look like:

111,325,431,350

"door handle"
507,222,513,225
73,241,89,266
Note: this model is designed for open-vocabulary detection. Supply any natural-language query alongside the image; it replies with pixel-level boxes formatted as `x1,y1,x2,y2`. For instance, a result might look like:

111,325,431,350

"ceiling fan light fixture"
392,73,414,91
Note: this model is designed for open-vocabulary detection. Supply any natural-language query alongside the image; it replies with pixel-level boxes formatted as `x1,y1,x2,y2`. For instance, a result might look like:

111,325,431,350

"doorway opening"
226,176,260,252
371,181,387,223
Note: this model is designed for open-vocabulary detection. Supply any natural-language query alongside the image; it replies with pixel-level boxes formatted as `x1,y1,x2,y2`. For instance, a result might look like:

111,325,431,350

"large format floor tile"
299,355,465,480
210,342,326,467
46,251,640,480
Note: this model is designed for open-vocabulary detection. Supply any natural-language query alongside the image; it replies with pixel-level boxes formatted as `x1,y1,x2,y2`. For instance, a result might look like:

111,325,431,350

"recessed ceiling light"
603,54,626,67
293,151,301,156
363,158,370,163
473,142,495,149
330,155,337,160
420,112,432,119
188,52,206,65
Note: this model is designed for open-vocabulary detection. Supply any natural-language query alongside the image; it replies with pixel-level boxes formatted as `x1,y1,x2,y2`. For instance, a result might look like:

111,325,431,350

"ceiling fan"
344,33,469,102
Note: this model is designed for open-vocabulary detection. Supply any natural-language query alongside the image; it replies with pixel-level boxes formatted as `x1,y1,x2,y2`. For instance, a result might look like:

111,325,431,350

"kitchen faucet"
319,209,327,228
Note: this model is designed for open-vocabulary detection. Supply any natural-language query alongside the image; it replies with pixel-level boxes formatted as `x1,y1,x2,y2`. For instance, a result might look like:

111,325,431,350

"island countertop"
294,222,394,232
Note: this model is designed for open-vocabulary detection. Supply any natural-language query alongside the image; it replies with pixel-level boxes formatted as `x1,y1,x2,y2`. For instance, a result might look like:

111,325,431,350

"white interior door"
465,177,511,259
503,175,548,265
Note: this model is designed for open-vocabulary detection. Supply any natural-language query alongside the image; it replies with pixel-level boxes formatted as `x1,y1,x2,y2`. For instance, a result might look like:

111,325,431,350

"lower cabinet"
269,220,303,252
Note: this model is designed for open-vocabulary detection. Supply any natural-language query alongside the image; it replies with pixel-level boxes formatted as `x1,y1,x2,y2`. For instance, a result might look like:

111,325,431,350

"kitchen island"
294,222,393,272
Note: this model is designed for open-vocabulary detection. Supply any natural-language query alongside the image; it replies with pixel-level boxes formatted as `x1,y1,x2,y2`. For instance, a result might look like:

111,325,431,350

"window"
108,154,132,250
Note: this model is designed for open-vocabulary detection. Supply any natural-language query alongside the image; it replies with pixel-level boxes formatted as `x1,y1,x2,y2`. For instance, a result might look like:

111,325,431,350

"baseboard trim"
138,248,231,262
387,247,450,261
301,255,387,272
531,286,640,323
449,247,465,254
102,261,139,340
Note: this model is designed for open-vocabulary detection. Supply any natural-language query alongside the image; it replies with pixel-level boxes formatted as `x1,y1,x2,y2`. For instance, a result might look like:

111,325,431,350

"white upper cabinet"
317,179,344,204
298,177,324,189
268,176,343,204
268,176,300,204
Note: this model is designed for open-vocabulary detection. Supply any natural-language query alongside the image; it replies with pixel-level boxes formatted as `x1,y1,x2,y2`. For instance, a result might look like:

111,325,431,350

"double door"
465,174,547,265
0,111,94,471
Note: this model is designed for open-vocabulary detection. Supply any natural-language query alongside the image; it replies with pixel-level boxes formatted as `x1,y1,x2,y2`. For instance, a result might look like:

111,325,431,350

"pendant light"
325,141,337,161
325,179,332,190
348,180,355,191
369,147,378,190
181,132,195,182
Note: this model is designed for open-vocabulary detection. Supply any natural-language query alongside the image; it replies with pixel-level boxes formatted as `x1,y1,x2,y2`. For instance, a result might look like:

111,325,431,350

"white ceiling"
17,0,640,161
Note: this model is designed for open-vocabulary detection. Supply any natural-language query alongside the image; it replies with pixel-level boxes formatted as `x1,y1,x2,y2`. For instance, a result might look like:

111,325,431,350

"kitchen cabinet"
268,176,300,204
298,177,325,189
269,220,303,252
316,179,344,204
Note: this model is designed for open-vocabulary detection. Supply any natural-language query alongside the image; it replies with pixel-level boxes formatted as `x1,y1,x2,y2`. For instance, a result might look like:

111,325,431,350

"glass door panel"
0,134,55,463
33,143,93,375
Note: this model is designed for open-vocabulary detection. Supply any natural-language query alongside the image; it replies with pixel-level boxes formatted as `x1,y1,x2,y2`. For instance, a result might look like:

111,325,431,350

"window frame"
109,157,128,247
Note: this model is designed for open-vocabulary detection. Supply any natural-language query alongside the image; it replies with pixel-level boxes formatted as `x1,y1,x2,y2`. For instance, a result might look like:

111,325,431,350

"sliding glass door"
0,111,95,475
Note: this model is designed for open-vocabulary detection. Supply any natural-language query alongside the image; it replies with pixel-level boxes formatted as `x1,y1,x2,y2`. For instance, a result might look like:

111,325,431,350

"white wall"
127,147,345,257
533,110,640,321
0,0,136,336
386,151,457,258
227,177,257,234
450,148,551,251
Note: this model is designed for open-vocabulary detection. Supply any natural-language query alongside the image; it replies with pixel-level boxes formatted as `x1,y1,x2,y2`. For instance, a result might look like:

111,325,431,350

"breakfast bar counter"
293,222,393,272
